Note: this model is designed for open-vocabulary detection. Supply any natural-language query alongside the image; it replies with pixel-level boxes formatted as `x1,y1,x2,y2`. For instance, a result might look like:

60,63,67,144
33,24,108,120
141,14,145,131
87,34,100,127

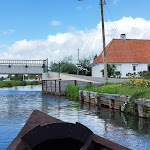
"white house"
92,34,150,78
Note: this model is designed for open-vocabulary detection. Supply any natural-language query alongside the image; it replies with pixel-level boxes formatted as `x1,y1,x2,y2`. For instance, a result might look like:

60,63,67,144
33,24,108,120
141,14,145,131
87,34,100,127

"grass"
66,80,150,99
66,84,82,99
0,81,42,88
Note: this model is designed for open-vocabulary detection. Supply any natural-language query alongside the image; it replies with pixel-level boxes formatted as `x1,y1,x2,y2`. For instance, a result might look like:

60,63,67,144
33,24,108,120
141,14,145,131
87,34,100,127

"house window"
133,65,136,71
148,65,150,72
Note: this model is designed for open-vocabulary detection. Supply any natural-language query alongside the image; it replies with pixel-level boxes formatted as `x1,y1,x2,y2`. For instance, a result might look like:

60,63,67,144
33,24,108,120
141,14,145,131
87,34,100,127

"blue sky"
0,0,150,61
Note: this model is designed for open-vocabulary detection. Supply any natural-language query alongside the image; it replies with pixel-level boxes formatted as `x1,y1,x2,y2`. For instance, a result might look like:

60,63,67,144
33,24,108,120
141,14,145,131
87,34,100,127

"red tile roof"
92,39,150,64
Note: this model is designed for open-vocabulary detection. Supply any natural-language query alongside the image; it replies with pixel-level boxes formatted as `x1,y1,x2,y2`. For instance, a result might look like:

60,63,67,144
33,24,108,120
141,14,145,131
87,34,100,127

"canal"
0,85,150,150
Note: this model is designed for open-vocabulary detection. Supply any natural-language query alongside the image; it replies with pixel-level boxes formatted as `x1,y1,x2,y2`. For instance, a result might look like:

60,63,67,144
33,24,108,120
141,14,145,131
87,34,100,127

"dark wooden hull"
7,110,130,150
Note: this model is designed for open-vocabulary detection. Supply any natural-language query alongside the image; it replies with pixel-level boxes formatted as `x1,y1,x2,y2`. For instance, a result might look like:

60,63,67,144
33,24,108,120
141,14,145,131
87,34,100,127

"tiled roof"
92,39,150,64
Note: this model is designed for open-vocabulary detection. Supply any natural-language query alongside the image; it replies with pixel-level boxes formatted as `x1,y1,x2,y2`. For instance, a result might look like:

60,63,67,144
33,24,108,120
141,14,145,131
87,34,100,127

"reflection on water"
0,85,150,149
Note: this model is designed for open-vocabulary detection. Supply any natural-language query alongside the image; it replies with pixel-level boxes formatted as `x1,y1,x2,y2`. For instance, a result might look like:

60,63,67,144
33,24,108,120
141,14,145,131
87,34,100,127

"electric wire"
81,7,101,58
105,3,120,36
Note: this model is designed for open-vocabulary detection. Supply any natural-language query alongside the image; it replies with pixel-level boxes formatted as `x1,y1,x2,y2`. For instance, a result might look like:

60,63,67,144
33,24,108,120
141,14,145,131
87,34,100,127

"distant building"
92,34,150,78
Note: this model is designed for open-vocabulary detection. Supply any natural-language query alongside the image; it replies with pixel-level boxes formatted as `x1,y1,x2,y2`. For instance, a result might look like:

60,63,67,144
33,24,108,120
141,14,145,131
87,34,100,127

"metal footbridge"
0,59,48,74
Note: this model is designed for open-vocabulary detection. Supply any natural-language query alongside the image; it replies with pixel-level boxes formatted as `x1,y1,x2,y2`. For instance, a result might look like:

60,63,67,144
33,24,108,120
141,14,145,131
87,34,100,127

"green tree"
101,64,121,78
78,58,91,76
60,63,77,74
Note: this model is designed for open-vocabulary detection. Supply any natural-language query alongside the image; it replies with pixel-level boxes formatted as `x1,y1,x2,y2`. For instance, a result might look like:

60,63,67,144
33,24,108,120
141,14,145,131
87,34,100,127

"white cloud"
68,26,76,32
1,29,15,35
51,20,62,26
113,0,119,5
1,17,150,63
76,6,82,11
86,5,92,10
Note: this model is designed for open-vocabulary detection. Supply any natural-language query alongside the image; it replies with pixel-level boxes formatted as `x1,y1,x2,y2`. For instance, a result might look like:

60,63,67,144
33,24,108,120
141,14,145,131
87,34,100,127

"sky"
0,0,150,63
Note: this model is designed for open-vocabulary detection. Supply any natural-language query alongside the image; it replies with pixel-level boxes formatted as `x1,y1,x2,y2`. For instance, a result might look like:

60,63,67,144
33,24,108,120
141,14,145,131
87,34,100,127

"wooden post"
138,104,144,117
55,80,56,94
86,91,90,103
46,80,47,94
94,92,99,105
74,80,77,86
100,0,108,81
109,99,114,109
59,79,61,95
79,90,84,101
51,80,52,94
121,102,125,112
42,80,44,93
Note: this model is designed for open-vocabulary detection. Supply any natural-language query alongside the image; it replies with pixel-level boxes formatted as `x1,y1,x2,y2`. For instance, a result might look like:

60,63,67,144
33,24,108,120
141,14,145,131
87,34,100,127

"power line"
82,7,100,54
105,3,120,36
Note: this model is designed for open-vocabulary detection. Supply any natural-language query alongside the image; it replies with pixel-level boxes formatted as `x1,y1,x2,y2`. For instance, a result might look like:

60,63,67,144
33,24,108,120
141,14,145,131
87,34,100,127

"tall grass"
66,84,82,99
0,81,42,88
66,81,150,99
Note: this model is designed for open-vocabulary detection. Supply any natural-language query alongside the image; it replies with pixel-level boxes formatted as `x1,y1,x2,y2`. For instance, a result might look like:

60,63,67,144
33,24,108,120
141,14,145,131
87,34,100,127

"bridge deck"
0,59,48,74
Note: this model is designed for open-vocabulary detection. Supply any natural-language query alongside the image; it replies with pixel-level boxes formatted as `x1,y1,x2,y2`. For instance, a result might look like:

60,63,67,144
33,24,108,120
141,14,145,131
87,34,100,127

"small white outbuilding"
92,34,150,78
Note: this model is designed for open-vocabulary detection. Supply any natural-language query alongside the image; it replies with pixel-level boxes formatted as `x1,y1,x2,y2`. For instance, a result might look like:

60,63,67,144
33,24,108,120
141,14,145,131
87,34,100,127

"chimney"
120,34,126,41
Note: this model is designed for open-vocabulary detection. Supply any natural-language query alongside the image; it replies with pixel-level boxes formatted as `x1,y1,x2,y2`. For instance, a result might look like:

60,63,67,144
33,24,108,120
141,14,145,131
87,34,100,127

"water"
0,85,150,149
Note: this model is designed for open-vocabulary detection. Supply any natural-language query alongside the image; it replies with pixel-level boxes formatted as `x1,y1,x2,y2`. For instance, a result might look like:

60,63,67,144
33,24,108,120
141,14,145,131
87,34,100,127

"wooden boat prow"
7,110,130,150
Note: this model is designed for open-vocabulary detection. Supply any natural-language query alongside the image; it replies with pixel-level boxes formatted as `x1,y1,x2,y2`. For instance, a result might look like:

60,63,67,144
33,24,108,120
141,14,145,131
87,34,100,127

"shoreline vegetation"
66,80,150,118
66,79,150,99
0,81,42,88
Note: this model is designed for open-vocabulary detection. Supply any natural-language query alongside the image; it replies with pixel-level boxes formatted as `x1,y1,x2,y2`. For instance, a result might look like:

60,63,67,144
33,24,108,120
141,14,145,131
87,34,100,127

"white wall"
92,63,149,78
92,63,104,77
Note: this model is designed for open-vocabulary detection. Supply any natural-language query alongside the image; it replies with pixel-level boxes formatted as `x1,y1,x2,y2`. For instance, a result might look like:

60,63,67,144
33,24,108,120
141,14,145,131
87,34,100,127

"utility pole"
78,48,79,61
100,0,108,80
77,48,79,75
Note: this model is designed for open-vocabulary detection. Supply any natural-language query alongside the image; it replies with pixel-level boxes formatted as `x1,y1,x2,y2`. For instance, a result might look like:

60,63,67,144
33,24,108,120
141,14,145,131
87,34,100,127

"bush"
66,84,81,99
101,64,121,78
138,71,150,79
115,71,121,78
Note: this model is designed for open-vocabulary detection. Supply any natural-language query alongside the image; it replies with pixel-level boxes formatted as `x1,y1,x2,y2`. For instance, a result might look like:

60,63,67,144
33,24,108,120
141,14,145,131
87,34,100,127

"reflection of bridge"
0,59,48,74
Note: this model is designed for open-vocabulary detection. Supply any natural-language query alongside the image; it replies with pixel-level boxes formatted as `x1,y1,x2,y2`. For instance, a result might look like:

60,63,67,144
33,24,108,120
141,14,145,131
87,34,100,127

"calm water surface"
0,85,150,150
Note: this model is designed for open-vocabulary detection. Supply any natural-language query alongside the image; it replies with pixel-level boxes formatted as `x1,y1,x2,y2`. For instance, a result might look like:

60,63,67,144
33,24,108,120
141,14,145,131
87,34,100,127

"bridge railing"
0,60,45,66
0,59,49,73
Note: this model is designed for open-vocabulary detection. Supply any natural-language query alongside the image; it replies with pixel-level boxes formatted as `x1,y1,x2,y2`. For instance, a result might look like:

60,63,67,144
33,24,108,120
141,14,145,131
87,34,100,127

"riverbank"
66,80,150,99
0,81,42,88
66,80,150,118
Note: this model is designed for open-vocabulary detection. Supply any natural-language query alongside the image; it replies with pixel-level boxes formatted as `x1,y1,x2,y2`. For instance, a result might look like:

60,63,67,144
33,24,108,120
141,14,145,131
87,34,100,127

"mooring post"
51,80,52,94
74,80,77,86
89,82,92,86
42,80,44,93
109,99,114,109
94,92,99,105
59,79,61,95
46,80,47,94
86,91,90,103
79,90,84,101
121,102,125,111
138,104,144,117
55,80,56,94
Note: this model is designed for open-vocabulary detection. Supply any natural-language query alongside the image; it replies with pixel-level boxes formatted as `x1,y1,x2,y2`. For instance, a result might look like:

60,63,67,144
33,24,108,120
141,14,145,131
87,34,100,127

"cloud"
1,29,15,35
76,6,82,11
113,0,119,5
68,26,76,32
86,5,92,10
1,17,150,63
50,20,62,26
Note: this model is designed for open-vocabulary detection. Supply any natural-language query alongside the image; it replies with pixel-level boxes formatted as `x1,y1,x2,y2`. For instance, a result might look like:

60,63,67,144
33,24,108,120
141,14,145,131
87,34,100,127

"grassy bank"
0,81,42,88
66,80,150,99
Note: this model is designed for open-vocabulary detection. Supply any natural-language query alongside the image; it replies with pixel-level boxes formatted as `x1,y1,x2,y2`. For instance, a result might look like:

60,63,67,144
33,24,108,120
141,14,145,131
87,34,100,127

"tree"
60,63,77,74
78,58,91,76
101,64,121,78
93,54,97,61
50,62,60,72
